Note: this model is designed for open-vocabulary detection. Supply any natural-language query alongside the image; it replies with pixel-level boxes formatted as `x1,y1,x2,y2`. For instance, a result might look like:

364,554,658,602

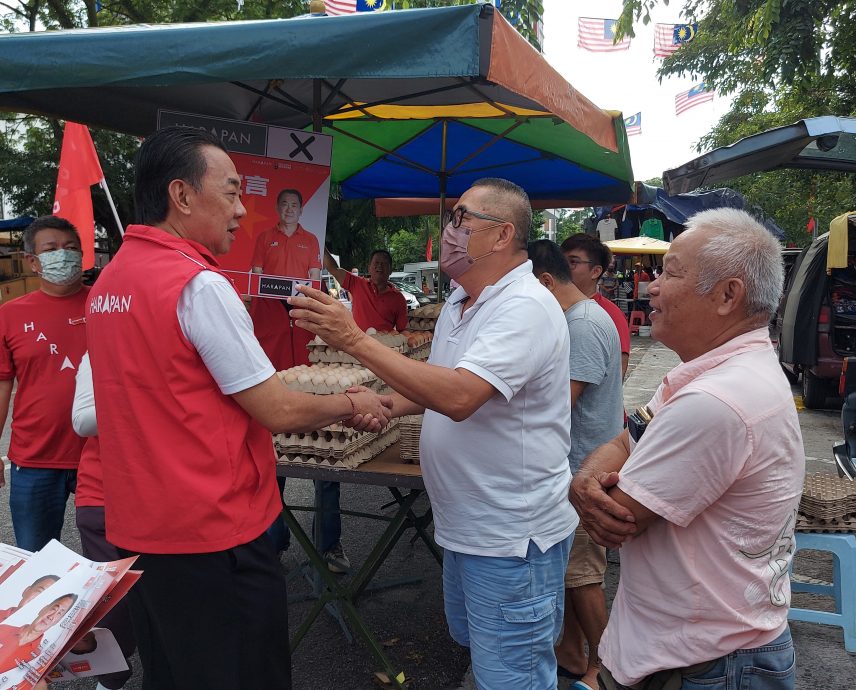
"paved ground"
1,336,854,689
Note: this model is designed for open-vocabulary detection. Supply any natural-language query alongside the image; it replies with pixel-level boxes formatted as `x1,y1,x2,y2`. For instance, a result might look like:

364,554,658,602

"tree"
614,1,856,242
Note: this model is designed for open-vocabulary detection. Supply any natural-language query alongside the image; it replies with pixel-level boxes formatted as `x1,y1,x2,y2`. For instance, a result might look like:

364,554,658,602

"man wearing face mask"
0,216,88,552
289,178,577,690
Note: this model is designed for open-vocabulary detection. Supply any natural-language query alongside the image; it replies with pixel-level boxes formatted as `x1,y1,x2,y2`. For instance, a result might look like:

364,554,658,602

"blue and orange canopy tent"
0,4,634,209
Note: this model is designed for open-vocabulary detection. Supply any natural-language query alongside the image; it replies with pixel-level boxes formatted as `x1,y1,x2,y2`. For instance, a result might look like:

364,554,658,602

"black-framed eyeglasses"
443,206,509,229
566,257,595,268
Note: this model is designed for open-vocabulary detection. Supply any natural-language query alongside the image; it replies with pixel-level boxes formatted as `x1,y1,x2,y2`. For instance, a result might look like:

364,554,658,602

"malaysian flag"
624,112,642,136
654,22,698,57
324,0,386,15
578,18,630,52
675,83,713,115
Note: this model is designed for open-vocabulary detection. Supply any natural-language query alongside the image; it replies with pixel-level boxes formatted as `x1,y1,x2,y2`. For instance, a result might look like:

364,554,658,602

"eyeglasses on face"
566,257,595,268
443,206,509,229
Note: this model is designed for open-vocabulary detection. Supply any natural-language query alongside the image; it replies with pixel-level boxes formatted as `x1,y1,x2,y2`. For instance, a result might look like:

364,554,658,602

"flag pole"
99,179,124,238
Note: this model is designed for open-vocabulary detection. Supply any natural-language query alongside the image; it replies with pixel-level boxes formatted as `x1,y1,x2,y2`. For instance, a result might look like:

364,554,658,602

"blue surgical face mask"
37,248,83,286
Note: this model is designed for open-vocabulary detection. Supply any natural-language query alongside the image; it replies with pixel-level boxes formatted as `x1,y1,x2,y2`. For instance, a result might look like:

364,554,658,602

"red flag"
807,217,816,234
426,234,433,261
53,122,103,270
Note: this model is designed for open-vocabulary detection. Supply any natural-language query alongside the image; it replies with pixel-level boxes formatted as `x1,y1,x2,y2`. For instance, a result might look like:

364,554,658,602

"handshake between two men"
290,285,397,432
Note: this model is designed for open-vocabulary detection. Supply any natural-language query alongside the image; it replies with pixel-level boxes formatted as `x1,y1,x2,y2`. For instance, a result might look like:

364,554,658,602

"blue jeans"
443,535,573,690
9,463,77,552
266,477,341,553
681,628,795,690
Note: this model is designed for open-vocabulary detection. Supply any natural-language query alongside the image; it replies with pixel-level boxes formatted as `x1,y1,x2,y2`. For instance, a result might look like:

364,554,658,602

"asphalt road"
0,336,854,689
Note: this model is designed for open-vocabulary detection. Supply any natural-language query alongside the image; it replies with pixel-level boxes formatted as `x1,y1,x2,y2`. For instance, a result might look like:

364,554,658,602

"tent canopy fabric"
0,215,35,231
600,185,785,240
604,237,671,255
0,4,634,206
663,116,856,195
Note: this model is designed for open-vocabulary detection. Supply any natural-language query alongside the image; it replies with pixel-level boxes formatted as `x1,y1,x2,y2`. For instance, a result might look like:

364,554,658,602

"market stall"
0,5,636,685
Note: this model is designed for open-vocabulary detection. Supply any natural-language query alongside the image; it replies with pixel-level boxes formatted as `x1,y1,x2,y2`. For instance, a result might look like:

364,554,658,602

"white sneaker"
322,542,351,574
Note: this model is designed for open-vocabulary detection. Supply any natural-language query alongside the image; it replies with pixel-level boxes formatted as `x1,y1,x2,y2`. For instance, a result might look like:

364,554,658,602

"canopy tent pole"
437,120,448,305
99,179,124,238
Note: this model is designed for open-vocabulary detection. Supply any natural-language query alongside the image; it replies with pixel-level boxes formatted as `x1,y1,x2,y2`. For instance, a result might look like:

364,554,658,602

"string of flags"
654,22,697,57
624,113,642,137
323,0,387,15
675,83,714,115
576,18,712,134
577,18,630,52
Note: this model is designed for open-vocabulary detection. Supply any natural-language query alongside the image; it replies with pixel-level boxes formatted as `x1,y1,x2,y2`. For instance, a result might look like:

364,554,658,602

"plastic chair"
788,532,856,652
628,311,646,335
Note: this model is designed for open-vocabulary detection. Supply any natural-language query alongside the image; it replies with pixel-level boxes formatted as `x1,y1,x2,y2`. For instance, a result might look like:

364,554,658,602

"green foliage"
554,209,587,246
396,0,543,50
616,1,856,245
387,217,439,268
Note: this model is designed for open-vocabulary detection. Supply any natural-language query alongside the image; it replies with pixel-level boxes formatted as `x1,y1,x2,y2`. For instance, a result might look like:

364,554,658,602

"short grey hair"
471,177,532,249
685,208,783,320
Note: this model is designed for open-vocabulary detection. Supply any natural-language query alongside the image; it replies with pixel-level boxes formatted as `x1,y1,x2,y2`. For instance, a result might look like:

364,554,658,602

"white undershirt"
176,271,276,395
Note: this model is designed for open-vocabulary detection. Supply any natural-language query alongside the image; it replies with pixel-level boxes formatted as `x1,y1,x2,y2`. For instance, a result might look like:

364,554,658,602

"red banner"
53,123,103,270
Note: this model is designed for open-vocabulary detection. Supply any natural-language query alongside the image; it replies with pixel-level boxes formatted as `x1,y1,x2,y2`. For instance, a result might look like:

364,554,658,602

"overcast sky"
541,0,733,182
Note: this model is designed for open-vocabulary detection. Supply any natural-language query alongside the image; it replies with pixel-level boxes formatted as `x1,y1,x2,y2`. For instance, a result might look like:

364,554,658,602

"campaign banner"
157,110,332,295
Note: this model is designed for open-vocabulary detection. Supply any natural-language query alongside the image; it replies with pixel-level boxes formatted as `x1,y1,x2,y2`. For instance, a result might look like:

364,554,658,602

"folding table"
276,443,441,689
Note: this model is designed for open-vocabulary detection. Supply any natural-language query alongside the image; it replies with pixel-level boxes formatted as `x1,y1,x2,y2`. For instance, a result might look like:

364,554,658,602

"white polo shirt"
420,260,578,558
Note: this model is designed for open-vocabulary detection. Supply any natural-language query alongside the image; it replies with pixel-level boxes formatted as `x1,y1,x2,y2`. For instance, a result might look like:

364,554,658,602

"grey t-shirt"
565,300,624,473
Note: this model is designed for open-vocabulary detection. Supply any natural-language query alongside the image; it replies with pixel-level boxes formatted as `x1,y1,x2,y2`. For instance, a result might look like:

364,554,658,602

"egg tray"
276,425,400,470
410,304,444,319
407,317,437,332
275,418,399,460
308,344,406,365
277,364,379,394
799,473,856,519
399,414,423,464
405,342,432,362
796,510,856,534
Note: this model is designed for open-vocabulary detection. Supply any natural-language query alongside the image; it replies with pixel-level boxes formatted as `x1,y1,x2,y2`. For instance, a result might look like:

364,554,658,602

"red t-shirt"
633,270,651,299
342,274,408,332
0,288,89,469
593,293,631,357
0,623,42,674
250,225,321,278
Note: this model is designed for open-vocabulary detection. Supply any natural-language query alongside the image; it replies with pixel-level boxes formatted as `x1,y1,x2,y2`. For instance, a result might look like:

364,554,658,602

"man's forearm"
387,391,425,418
349,335,487,421
577,432,631,478
323,249,349,285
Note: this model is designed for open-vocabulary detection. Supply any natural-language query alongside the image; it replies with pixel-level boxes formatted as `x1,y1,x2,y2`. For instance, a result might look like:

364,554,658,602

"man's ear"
538,272,555,291
494,221,518,251
717,277,747,316
167,179,194,216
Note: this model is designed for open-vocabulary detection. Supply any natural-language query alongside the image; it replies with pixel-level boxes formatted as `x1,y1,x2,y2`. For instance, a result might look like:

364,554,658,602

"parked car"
665,116,856,408
390,278,432,308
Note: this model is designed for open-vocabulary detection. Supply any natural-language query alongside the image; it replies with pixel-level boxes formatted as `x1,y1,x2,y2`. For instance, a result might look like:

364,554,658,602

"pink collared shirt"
601,327,805,686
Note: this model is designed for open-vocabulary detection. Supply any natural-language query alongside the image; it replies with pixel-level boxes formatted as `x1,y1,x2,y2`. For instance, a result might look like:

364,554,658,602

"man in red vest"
86,127,392,690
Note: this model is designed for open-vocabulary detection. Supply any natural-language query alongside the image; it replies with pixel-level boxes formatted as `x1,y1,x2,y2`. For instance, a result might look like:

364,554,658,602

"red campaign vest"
86,225,280,554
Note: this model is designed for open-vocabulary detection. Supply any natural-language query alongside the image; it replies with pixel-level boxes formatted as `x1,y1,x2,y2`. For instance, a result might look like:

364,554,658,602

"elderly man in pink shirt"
571,208,804,690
